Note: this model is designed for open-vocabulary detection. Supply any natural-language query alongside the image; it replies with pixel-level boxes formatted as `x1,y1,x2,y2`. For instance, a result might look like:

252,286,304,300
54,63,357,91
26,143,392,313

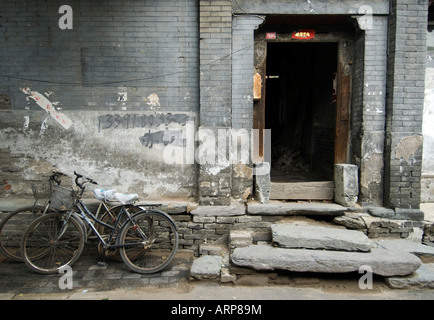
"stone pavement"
0,203,433,299
0,244,193,296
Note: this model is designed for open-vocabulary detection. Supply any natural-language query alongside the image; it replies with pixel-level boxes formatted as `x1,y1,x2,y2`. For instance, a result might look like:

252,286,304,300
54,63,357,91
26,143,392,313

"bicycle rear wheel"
0,205,54,262
118,210,178,274
21,213,85,274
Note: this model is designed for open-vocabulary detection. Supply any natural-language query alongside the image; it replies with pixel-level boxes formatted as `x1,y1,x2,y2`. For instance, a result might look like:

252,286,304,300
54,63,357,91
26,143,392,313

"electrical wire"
0,44,253,86
232,0,266,21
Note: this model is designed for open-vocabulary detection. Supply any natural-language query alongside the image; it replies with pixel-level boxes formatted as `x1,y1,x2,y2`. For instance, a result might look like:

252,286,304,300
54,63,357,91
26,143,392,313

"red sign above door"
266,32,276,40
291,30,315,40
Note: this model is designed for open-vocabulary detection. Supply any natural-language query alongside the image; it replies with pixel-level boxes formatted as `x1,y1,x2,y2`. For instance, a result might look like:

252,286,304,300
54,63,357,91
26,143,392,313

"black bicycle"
0,171,66,262
20,171,179,274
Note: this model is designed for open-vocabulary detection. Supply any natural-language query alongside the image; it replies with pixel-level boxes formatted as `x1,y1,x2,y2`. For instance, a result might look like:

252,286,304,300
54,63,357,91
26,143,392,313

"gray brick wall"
0,0,199,113
198,0,233,205
199,0,232,127
1,0,430,208
352,17,389,206
384,0,428,209
0,0,200,199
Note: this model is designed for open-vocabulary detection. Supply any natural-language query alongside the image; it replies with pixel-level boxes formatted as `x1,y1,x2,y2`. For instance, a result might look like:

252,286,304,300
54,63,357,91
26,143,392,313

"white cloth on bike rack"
113,192,139,204
93,189,138,204
93,189,117,201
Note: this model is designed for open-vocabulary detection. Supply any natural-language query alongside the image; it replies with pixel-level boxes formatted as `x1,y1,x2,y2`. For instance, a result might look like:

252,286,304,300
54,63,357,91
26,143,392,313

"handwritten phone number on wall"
98,113,191,131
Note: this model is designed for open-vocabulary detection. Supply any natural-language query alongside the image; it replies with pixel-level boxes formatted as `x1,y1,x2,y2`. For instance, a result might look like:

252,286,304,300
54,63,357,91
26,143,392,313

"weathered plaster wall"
422,29,434,202
0,0,199,200
1,110,197,199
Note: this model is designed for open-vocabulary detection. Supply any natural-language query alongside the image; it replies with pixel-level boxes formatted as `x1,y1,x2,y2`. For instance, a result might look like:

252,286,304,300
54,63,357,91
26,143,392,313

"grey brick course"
385,0,428,209
0,0,199,112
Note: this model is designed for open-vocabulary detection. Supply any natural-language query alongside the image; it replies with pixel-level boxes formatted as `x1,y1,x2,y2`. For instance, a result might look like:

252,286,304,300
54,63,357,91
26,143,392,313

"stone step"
247,202,347,216
270,181,334,201
375,239,434,257
271,224,374,252
386,263,434,289
231,244,422,277
190,255,223,281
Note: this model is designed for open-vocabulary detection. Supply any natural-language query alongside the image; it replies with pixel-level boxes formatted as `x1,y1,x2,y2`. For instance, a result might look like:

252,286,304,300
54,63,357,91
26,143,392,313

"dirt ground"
1,274,433,300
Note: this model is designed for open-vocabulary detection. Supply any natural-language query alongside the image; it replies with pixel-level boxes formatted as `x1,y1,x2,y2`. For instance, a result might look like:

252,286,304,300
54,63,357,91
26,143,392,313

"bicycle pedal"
97,261,108,267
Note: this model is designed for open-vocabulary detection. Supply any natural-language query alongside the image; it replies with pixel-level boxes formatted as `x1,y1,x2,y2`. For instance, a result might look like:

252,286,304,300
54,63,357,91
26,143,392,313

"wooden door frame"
253,31,354,166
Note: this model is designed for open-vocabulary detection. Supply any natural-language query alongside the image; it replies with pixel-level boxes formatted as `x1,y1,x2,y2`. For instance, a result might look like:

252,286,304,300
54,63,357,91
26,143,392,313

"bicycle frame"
73,199,147,250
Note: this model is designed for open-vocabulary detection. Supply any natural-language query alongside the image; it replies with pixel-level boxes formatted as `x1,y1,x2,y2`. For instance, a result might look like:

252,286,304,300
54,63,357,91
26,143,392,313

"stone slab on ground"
247,202,347,216
386,263,434,289
231,244,421,277
368,207,424,221
270,181,334,201
394,209,425,221
375,239,434,257
333,213,367,230
190,255,223,280
368,207,395,219
271,224,374,252
190,205,245,217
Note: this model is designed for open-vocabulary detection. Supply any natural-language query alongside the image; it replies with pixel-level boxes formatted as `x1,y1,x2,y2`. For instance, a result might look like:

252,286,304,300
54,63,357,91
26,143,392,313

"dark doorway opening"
265,42,338,183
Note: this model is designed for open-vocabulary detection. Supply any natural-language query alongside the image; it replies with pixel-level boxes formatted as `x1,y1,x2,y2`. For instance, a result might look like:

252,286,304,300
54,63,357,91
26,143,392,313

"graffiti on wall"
98,113,192,149
139,129,184,148
21,88,73,130
98,113,190,132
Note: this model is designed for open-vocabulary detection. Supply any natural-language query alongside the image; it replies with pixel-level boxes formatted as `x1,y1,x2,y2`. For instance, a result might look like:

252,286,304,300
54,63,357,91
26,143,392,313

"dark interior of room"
265,42,338,182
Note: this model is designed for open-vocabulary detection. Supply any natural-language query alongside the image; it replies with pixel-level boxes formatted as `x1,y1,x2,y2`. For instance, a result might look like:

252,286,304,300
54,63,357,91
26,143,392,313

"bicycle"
0,171,141,262
20,171,179,274
0,171,66,262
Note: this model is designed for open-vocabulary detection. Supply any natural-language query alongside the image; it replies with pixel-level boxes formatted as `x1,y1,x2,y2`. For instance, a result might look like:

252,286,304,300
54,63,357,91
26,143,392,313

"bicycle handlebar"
50,170,68,185
74,171,98,195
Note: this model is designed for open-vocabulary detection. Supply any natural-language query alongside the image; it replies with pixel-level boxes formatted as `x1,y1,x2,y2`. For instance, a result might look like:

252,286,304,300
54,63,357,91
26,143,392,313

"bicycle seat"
113,192,139,204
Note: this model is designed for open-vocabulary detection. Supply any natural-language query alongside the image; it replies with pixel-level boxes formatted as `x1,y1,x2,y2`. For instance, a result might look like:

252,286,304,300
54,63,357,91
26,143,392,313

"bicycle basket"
49,185,75,211
31,181,52,200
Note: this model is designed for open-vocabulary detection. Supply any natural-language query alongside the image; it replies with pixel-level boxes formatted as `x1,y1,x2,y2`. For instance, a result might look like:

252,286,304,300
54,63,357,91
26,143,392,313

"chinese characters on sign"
266,32,276,40
291,30,315,40
265,31,316,40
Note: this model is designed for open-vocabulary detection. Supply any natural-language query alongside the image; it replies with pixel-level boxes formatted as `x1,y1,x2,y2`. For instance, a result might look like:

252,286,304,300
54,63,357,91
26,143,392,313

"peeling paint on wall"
40,117,49,135
423,67,434,173
23,116,29,130
146,93,160,110
20,88,72,130
395,135,423,162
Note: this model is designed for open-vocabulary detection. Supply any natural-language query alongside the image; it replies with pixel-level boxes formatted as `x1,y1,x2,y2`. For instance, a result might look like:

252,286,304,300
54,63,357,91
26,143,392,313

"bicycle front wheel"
0,205,54,262
21,213,85,274
118,210,178,274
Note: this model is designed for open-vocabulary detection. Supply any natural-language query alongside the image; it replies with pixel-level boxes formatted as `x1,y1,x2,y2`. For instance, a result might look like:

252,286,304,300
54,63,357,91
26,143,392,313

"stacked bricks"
366,220,417,239
355,17,389,206
198,1,233,205
164,203,429,258
384,0,428,209
199,0,232,127
174,205,275,253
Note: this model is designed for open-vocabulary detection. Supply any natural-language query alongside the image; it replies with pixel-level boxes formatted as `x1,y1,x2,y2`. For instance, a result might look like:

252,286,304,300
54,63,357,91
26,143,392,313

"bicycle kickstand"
98,248,108,267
